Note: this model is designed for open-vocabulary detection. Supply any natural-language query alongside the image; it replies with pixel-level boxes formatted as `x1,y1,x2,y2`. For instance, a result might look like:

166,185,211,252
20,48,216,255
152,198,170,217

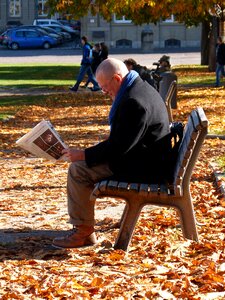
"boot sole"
51,240,97,249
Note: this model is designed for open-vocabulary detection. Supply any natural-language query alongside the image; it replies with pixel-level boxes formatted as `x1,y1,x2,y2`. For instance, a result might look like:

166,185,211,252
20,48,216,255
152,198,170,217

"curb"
206,134,225,140
214,172,225,200
210,162,225,200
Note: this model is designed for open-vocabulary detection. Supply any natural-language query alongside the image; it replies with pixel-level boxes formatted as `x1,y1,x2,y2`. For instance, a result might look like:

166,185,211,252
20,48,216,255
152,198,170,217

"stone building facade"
82,13,201,52
0,0,47,32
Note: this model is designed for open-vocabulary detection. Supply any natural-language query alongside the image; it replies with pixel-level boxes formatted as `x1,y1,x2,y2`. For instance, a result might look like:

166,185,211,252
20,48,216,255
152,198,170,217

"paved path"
0,47,200,68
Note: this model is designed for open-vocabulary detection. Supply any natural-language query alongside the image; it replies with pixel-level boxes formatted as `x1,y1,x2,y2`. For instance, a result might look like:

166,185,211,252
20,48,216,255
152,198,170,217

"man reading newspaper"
52,58,172,249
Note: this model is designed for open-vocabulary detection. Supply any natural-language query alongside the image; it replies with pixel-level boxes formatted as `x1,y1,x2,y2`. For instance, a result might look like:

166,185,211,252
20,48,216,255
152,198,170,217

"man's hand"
62,148,85,162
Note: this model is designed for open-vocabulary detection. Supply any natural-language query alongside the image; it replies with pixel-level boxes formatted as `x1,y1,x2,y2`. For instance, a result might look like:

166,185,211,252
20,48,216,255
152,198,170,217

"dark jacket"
216,43,225,65
99,48,108,62
133,64,155,87
91,50,101,74
85,76,172,183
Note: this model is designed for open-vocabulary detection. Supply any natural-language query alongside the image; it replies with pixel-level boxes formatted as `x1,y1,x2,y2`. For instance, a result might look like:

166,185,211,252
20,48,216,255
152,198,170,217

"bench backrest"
165,80,177,122
173,107,208,195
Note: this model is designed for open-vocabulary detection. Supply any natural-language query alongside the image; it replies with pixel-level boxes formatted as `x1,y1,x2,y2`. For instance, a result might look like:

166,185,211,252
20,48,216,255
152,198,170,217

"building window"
38,0,48,16
116,39,132,48
92,31,105,39
114,14,132,24
9,0,21,17
165,38,181,48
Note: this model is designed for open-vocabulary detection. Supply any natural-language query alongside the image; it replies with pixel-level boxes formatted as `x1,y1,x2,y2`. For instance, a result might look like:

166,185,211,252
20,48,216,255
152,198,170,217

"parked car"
58,20,81,33
41,25,72,41
17,25,63,45
5,20,23,30
33,18,64,27
0,31,10,45
4,28,58,50
40,26,64,44
33,19,75,35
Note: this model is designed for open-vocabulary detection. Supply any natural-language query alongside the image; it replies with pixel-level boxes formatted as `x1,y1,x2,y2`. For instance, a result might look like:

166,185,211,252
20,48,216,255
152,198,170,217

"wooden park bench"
165,80,177,122
90,107,208,251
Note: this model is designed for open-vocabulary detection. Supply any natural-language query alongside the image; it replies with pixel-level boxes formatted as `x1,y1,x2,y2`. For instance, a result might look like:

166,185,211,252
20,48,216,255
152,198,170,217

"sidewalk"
0,87,68,96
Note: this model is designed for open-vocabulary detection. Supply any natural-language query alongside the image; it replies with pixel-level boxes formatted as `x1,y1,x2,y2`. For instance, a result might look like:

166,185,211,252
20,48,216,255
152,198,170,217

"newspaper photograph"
16,120,68,161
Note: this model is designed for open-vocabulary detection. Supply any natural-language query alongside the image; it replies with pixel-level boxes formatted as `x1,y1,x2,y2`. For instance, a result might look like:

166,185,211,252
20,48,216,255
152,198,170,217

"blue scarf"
109,70,139,126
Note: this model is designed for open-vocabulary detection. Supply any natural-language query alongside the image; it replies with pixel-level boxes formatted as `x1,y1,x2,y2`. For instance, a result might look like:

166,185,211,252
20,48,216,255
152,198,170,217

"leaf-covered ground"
0,84,225,299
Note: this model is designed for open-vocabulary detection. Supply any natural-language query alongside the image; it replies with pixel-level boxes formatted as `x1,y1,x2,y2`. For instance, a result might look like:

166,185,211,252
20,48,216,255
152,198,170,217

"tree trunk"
208,17,218,72
201,20,210,65
219,19,225,39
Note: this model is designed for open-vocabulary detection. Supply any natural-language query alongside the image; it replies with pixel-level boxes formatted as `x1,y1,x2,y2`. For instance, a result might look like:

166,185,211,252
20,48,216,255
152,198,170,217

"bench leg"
176,194,199,242
117,203,129,228
114,200,142,251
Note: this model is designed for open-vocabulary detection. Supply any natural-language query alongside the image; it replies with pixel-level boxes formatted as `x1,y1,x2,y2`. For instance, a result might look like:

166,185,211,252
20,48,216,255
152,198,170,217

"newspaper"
16,120,68,161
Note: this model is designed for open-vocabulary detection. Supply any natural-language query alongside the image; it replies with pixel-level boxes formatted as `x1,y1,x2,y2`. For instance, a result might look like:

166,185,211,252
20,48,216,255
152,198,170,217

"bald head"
96,58,129,81
95,58,129,98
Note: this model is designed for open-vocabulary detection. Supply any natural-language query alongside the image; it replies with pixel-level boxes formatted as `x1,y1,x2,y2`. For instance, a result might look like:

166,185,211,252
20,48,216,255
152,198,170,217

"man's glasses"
99,75,115,93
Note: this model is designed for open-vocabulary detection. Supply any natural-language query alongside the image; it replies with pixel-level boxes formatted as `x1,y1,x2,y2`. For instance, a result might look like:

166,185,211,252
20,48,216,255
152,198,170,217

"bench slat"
159,184,169,197
129,183,139,192
98,180,108,192
108,180,119,189
118,182,129,190
149,184,159,193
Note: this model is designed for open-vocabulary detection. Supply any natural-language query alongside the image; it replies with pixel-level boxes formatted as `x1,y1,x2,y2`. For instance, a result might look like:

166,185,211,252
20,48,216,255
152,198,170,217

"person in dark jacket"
124,58,155,88
156,55,171,74
53,58,172,249
99,42,108,62
69,36,101,92
215,36,225,87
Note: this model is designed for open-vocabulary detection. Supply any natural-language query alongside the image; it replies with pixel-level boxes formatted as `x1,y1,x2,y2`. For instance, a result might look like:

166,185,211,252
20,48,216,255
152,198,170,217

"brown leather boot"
52,225,97,249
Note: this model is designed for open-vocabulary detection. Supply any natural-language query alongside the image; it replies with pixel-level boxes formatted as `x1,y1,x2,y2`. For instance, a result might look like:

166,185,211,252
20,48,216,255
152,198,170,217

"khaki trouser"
67,161,113,226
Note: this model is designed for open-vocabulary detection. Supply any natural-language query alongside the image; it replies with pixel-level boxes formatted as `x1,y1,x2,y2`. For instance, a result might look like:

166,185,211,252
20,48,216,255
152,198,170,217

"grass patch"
0,64,80,89
0,95,50,120
217,155,225,171
0,95,48,107
173,64,215,86
0,112,14,120
0,63,216,89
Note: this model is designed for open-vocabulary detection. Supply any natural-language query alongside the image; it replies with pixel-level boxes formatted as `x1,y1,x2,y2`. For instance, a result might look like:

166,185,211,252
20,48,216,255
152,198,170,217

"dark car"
5,28,58,50
5,20,23,30
39,26,64,44
58,20,81,33
41,24,73,41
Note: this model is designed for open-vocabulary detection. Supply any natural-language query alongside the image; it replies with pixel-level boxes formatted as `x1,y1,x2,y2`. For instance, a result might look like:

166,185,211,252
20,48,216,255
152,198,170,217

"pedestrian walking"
70,36,101,92
215,36,225,87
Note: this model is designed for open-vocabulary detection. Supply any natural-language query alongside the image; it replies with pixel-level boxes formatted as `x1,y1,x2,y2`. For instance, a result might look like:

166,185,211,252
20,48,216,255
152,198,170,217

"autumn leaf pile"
0,79,225,299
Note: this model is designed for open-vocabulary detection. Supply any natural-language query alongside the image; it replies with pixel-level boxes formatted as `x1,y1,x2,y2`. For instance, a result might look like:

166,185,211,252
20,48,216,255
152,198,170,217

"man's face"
97,73,122,99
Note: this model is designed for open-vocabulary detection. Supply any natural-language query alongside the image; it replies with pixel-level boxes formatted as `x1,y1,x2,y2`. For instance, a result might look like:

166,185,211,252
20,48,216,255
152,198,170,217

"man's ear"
113,74,123,83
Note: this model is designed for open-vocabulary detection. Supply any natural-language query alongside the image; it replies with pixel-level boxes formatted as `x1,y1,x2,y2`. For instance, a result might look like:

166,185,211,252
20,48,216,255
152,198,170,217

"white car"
33,19,75,34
